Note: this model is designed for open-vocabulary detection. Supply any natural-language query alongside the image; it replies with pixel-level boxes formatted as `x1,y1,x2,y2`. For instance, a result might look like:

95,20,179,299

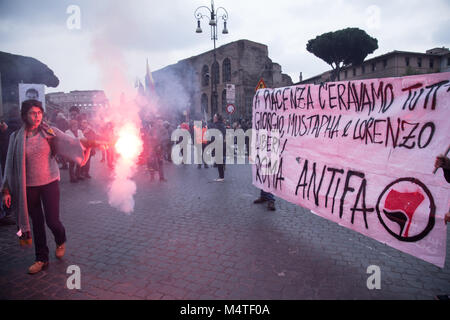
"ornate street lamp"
194,0,229,118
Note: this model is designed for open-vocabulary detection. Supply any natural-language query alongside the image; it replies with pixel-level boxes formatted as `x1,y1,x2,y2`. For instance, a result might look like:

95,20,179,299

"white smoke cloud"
89,32,143,214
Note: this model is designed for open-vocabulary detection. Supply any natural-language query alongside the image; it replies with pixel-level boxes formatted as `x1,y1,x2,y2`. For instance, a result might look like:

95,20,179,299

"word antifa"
294,157,374,229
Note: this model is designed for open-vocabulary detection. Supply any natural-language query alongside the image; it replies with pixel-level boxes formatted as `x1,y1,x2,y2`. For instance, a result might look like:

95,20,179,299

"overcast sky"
1,0,449,94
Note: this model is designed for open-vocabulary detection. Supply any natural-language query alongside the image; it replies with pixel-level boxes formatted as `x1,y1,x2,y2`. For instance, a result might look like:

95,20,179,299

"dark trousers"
148,156,165,180
68,161,81,179
27,180,66,262
217,164,225,179
80,155,91,176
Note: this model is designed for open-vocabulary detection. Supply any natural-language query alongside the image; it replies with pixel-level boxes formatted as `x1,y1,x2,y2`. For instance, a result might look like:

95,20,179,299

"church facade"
153,39,292,122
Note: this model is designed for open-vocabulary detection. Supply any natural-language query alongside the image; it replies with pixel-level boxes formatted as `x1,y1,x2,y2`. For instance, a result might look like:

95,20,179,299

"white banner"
252,72,450,267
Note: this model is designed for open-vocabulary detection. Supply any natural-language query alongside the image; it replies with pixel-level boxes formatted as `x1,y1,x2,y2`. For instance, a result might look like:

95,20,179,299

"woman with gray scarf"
2,100,92,274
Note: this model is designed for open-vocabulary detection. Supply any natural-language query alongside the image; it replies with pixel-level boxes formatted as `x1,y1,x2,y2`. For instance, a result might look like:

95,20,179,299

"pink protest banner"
251,72,450,267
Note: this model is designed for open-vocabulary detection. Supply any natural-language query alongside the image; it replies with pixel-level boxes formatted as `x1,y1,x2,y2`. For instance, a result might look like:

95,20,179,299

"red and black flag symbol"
383,189,425,238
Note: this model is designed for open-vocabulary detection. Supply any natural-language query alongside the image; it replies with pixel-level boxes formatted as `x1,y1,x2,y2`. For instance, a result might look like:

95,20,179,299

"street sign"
226,83,235,104
255,78,266,91
226,103,235,114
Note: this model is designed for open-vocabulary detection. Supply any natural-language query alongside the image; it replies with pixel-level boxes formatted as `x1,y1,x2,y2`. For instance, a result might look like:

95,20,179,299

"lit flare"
114,123,142,161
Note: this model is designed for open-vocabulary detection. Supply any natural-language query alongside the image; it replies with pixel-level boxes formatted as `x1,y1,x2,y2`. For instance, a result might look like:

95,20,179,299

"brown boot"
56,243,66,259
19,238,33,246
28,261,49,274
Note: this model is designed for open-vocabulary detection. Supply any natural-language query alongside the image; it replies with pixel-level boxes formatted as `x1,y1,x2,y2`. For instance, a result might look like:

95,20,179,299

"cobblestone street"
0,155,449,300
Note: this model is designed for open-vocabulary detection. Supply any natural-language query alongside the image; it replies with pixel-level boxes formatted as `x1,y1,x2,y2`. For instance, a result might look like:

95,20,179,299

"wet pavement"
0,154,449,300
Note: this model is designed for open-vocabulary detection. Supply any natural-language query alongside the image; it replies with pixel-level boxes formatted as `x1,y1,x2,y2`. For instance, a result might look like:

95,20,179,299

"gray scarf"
2,124,85,237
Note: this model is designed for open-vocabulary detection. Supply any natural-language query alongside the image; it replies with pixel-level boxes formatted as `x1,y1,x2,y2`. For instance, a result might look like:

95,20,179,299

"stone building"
153,39,293,121
298,47,450,84
46,90,109,118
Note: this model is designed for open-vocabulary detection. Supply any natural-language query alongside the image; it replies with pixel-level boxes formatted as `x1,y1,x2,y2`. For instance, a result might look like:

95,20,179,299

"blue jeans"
260,190,275,202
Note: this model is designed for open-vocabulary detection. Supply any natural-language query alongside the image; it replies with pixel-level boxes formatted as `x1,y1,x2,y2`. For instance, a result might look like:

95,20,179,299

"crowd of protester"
0,104,254,188
0,100,449,280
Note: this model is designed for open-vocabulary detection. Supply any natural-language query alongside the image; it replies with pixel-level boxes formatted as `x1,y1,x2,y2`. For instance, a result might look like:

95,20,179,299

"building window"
383,59,387,68
362,65,365,74
212,61,220,85
372,63,376,72
429,59,434,69
405,57,410,66
211,92,218,115
353,68,356,76
222,58,231,83
417,57,422,68
201,93,208,115
344,70,348,78
201,65,209,87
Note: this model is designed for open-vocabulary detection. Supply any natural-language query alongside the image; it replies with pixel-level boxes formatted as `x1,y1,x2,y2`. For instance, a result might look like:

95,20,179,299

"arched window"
201,93,208,115
212,61,220,85
201,65,209,87
222,58,231,83
211,92,218,115
221,89,227,112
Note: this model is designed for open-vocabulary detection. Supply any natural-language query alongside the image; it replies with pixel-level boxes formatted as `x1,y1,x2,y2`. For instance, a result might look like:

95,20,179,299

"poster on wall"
251,72,450,267
226,83,235,104
18,83,46,111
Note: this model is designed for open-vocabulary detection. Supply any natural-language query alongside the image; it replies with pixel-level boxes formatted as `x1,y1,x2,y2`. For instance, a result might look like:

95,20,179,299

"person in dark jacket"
434,153,450,300
212,113,226,182
434,154,450,224
146,120,167,182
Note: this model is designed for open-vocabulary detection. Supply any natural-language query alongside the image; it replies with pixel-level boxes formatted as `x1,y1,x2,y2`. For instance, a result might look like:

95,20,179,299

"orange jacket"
194,125,202,144
202,127,208,144
194,126,208,144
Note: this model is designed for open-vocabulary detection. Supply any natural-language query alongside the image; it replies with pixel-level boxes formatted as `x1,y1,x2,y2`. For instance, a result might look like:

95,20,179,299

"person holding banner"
1,99,93,274
254,190,276,211
434,153,450,300
435,155,450,183
434,154,450,224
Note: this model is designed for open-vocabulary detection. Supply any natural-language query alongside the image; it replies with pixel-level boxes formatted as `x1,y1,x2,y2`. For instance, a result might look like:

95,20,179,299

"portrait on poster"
18,83,46,111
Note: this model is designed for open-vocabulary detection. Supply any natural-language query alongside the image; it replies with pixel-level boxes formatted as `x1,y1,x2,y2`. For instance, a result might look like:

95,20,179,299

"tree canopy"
306,27,378,81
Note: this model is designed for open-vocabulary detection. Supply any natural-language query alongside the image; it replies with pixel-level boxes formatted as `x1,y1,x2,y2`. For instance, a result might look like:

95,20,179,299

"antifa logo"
376,178,435,242
383,190,424,238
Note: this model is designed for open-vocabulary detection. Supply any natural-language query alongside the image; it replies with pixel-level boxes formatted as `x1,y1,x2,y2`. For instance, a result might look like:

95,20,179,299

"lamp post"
194,0,229,120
